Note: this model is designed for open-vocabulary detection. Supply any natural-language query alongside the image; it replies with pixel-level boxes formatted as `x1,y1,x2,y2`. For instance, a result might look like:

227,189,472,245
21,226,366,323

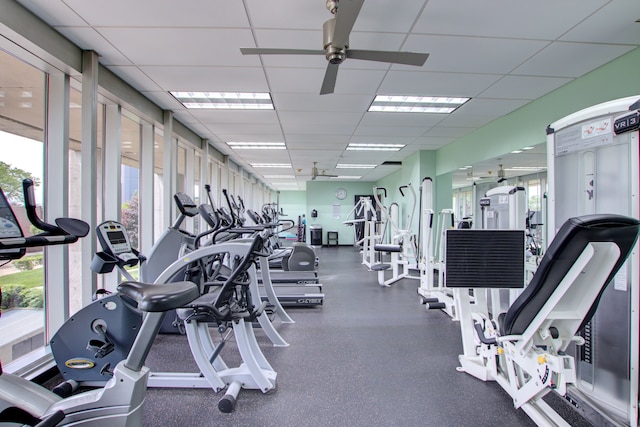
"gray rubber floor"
142,245,590,426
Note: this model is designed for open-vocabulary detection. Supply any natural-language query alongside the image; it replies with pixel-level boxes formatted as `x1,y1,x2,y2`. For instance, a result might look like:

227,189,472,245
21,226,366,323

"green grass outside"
0,268,44,288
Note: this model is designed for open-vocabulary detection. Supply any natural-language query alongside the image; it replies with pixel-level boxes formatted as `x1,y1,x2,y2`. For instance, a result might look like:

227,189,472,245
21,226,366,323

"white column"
162,111,175,228
80,50,98,306
139,122,155,255
44,72,70,338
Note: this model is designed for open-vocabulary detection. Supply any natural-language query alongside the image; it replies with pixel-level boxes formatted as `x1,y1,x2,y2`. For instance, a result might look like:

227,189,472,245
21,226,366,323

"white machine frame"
342,195,380,269
454,218,638,427
371,184,419,287
417,177,460,317
546,95,640,426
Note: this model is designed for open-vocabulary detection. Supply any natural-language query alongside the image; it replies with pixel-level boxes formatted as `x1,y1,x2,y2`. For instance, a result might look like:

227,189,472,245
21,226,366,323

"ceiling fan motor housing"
323,18,347,64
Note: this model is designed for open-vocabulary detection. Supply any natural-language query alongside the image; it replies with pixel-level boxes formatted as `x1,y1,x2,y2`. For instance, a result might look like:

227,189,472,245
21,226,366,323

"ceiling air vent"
381,161,402,166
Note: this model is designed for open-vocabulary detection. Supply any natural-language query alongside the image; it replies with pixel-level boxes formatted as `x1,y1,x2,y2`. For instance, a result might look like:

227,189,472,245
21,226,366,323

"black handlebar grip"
22,179,58,234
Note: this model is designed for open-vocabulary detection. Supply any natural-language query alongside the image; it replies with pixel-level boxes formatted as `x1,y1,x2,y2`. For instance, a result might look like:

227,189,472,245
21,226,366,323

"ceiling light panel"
336,164,377,169
171,91,274,110
250,163,292,168
368,95,470,113
347,143,405,152
227,142,285,150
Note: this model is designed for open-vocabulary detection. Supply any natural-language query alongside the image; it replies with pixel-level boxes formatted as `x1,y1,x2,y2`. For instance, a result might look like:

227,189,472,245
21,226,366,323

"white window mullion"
44,72,70,338
80,50,98,307
139,122,154,255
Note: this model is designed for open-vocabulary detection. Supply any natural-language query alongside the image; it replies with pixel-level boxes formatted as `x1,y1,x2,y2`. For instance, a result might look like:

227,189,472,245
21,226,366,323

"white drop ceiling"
14,0,640,189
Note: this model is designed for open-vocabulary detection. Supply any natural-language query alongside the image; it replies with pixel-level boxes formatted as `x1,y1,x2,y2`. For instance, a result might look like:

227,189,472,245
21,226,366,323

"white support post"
139,122,154,256
80,50,98,306
44,72,70,337
102,104,121,292
162,111,175,228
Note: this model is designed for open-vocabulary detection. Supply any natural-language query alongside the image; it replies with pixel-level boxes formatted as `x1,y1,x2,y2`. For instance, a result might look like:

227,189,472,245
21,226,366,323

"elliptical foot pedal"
370,264,390,271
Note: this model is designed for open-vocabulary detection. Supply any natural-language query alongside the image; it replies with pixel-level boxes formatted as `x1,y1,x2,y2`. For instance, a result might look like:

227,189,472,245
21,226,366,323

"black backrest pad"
501,214,640,336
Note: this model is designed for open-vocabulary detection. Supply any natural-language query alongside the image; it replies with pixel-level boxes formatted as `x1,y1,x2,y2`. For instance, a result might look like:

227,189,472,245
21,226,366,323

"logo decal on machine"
613,111,639,135
65,358,96,369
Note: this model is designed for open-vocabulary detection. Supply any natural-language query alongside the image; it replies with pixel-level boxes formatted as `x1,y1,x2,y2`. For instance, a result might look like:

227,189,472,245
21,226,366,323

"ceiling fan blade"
320,63,340,95
332,0,364,49
347,49,429,66
240,47,324,56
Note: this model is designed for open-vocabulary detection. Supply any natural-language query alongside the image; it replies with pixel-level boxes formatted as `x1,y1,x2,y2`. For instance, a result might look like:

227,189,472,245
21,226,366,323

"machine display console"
96,221,137,263
0,188,26,260
174,192,198,217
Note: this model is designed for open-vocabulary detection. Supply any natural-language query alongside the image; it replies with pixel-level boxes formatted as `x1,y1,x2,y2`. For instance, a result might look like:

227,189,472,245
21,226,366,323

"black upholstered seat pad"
501,214,640,336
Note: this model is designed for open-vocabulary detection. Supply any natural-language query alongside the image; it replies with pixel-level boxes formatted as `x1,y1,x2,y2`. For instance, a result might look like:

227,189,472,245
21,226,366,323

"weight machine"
342,195,380,269
371,184,419,287
417,177,460,318
452,215,640,427
545,95,640,426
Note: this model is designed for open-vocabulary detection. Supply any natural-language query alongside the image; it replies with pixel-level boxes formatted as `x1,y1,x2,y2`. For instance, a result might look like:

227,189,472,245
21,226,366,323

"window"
120,113,141,252
0,50,45,363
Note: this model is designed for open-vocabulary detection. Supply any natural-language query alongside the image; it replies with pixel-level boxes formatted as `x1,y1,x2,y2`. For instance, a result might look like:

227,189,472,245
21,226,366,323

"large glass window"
120,112,141,250
153,128,164,241
0,50,45,363
68,87,104,314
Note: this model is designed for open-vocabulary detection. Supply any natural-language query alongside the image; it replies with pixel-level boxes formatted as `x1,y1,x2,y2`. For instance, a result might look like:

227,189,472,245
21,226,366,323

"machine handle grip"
23,179,59,234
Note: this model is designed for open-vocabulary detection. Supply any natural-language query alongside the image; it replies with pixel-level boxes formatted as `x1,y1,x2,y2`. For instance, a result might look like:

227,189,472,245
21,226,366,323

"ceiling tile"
140,66,269,92
359,112,445,128
62,0,250,27
285,134,351,145
244,0,327,30
456,98,530,118
512,41,635,77
479,75,573,100
273,93,373,112
189,110,279,125
379,71,501,97
206,123,283,135
560,2,640,45
96,28,259,67
414,0,607,39
16,0,87,26
403,35,549,74
353,125,425,137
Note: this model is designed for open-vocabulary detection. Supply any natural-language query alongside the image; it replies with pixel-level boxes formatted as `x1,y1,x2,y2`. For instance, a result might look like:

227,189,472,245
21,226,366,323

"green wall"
436,47,640,175
279,181,377,245
277,191,306,238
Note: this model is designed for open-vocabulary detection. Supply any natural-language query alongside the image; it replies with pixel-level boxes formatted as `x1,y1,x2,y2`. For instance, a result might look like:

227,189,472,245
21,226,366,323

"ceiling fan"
240,0,429,95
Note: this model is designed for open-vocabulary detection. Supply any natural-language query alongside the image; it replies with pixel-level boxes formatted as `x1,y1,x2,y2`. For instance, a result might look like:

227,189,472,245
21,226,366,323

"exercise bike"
0,179,200,426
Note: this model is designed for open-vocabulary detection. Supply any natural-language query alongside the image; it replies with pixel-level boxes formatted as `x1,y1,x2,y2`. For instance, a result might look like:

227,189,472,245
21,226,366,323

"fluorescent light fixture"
368,95,469,113
522,146,535,150
251,163,291,168
170,91,274,110
510,150,523,154
505,166,547,171
264,175,295,179
227,142,285,150
347,143,405,152
336,164,376,169
331,176,362,179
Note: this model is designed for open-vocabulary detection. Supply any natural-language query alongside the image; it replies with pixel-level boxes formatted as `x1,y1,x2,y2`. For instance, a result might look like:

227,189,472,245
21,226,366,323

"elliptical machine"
0,179,200,426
